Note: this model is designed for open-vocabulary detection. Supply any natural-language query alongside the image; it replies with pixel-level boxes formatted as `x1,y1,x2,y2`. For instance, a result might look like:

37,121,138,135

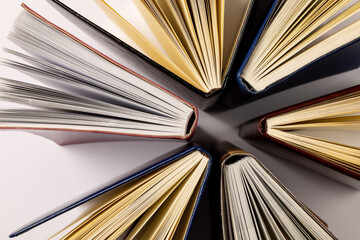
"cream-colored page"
102,0,206,90
48,171,160,240
210,0,221,86
176,0,206,70
288,128,360,148
127,155,207,239
152,0,207,82
55,155,196,239
249,1,360,83
172,172,206,239
217,0,225,69
50,0,204,91
223,0,252,71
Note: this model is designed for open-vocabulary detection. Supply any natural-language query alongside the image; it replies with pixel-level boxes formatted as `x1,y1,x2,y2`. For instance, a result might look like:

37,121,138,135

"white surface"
1,1,360,240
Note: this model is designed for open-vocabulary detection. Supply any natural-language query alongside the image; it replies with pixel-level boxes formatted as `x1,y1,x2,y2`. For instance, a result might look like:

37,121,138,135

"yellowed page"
176,0,206,73
98,0,207,91
217,0,225,69
248,0,357,83
197,1,217,87
124,185,177,239
267,129,360,172
266,90,360,175
172,173,205,239
210,0,221,86
127,155,208,240
136,0,197,71
151,0,207,80
52,164,169,240
84,156,198,239
223,0,250,66
222,0,252,75
49,173,152,240
58,153,199,239
188,1,215,90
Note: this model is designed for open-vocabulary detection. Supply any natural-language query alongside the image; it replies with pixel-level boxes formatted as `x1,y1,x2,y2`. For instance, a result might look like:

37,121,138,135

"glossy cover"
224,1,360,107
3,4,198,142
213,141,334,239
239,85,360,182
9,145,212,239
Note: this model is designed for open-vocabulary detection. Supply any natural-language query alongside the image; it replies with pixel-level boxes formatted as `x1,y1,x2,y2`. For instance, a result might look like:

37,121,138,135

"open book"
9,145,211,239
225,0,360,105
214,141,336,239
0,4,198,143
240,0,360,90
45,0,360,107
239,85,360,181
46,0,254,98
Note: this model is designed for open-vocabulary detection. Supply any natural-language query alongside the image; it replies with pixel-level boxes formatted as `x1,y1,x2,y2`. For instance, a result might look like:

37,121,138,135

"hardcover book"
239,85,360,184
0,4,198,144
212,141,336,240
9,145,211,240
44,0,360,107
43,0,270,109
224,0,360,106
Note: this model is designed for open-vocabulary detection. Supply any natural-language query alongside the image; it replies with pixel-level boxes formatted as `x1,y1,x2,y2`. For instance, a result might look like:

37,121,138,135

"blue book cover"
224,0,360,107
10,145,212,240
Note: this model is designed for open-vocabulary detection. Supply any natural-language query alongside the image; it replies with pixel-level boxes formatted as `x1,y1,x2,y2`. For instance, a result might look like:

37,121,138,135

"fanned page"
54,0,252,93
10,149,210,240
222,155,336,240
0,4,198,140
222,0,253,75
241,0,360,92
265,87,360,177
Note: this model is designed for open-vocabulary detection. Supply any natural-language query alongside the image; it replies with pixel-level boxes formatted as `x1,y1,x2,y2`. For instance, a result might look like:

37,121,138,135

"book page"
289,128,360,148
1,7,196,139
223,0,252,70
51,0,207,92
266,89,360,174
223,156,335,239
241,0,360,91
100,0,205,90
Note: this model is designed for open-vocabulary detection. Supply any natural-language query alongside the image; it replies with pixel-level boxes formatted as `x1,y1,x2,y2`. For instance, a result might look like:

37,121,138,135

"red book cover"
240,85,360,181
0,4,199,144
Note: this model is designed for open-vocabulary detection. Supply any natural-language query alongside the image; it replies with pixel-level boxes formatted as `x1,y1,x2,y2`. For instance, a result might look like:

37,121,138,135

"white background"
1,1,360,239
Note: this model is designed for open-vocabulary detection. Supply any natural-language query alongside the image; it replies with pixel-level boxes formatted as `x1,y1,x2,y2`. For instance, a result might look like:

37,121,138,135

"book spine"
222,77,256,107
222,0,279,107
238,117,266,140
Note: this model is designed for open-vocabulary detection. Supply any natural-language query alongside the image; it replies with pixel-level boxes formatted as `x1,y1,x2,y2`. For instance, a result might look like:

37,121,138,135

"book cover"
9,145,212,240
223,0,360,107
212,141,336,239
46,0,277,109
0,4,199,144
239,85,360,186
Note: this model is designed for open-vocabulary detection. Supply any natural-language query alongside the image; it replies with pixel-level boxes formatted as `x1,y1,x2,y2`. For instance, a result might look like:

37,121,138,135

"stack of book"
2,0,360,239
